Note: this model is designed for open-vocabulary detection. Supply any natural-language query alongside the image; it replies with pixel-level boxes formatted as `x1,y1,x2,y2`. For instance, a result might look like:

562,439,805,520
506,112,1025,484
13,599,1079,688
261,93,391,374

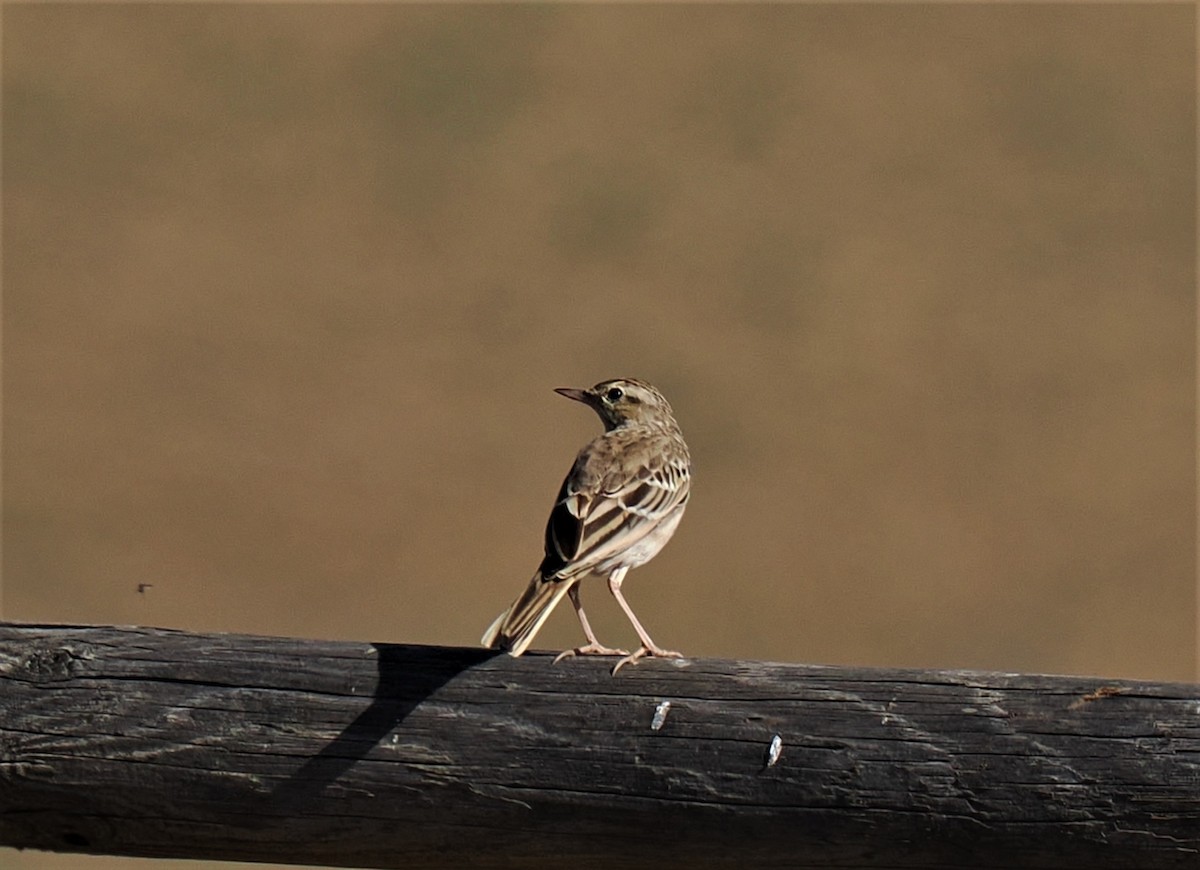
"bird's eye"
605,387,624,402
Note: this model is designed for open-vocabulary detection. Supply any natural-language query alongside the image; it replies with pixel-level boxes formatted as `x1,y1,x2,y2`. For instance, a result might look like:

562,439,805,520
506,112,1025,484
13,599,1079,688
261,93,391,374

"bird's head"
555,378,676,431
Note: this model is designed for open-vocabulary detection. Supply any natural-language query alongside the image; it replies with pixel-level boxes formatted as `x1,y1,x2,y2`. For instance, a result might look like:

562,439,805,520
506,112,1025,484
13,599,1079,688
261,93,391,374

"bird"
481,378,691,673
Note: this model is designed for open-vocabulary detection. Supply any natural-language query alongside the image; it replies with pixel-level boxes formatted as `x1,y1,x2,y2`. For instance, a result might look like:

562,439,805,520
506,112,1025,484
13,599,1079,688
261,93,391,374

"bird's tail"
481,571,573,657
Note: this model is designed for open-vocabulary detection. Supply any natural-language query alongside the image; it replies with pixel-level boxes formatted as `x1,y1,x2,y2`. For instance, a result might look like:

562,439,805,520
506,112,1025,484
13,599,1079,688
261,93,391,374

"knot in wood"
21,646,80,681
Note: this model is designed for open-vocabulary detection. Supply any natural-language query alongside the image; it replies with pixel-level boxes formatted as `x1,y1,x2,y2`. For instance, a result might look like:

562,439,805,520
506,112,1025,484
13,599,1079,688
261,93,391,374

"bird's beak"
554,387,591,404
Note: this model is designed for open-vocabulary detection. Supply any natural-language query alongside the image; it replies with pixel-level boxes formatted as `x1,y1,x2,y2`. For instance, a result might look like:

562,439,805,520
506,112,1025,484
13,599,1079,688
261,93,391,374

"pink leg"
606,568,682,674
553,582,629,663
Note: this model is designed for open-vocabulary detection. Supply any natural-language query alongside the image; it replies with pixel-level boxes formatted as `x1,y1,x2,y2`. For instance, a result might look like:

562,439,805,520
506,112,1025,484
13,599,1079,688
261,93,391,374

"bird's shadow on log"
269,643,500,815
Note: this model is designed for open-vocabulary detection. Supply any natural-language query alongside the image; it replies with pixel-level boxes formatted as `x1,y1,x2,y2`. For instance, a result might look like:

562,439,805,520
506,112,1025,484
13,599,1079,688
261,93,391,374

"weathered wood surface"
0,622,1197,869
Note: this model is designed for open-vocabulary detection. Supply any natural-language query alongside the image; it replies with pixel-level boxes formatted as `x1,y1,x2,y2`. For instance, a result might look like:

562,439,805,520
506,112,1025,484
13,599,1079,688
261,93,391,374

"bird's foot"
611,645,683,675
553,642,630,664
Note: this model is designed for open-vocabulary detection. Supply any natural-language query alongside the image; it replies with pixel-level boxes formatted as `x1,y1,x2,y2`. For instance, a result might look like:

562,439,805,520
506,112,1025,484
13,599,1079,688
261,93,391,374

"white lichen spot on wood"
651,700,671,730
766,733,783,767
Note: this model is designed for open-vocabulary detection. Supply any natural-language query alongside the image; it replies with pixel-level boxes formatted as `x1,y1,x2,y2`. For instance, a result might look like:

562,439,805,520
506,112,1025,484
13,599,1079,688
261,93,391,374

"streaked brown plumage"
481,378,690,673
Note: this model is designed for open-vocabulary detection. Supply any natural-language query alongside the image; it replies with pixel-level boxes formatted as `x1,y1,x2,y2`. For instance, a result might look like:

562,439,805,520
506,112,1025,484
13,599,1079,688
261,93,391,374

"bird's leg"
553,583,629,663
606,567,682,674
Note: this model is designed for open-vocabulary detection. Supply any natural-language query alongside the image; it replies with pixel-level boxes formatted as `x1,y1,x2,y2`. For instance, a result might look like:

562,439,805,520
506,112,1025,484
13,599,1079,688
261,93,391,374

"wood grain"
1,622,1197,869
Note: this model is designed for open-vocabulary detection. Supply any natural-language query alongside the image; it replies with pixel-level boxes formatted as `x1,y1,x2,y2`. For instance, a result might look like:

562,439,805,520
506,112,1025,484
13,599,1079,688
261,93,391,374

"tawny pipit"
482,378,690,673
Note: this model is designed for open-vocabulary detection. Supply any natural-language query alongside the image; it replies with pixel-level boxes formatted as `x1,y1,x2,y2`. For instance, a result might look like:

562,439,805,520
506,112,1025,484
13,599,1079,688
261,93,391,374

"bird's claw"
553,643,630,664
610,645,683,675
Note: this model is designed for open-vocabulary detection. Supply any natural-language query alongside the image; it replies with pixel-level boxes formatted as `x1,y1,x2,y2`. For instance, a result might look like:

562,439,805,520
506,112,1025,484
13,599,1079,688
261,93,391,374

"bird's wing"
542,472,586,576
541,432,690,580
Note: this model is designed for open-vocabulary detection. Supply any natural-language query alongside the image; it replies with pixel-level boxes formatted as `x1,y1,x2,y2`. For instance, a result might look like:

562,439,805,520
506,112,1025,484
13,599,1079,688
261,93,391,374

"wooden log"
0,622,1197,869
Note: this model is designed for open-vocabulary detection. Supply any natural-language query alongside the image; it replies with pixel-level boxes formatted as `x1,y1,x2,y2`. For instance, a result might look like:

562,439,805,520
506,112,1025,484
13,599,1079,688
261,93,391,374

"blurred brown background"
3,5,1195,870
